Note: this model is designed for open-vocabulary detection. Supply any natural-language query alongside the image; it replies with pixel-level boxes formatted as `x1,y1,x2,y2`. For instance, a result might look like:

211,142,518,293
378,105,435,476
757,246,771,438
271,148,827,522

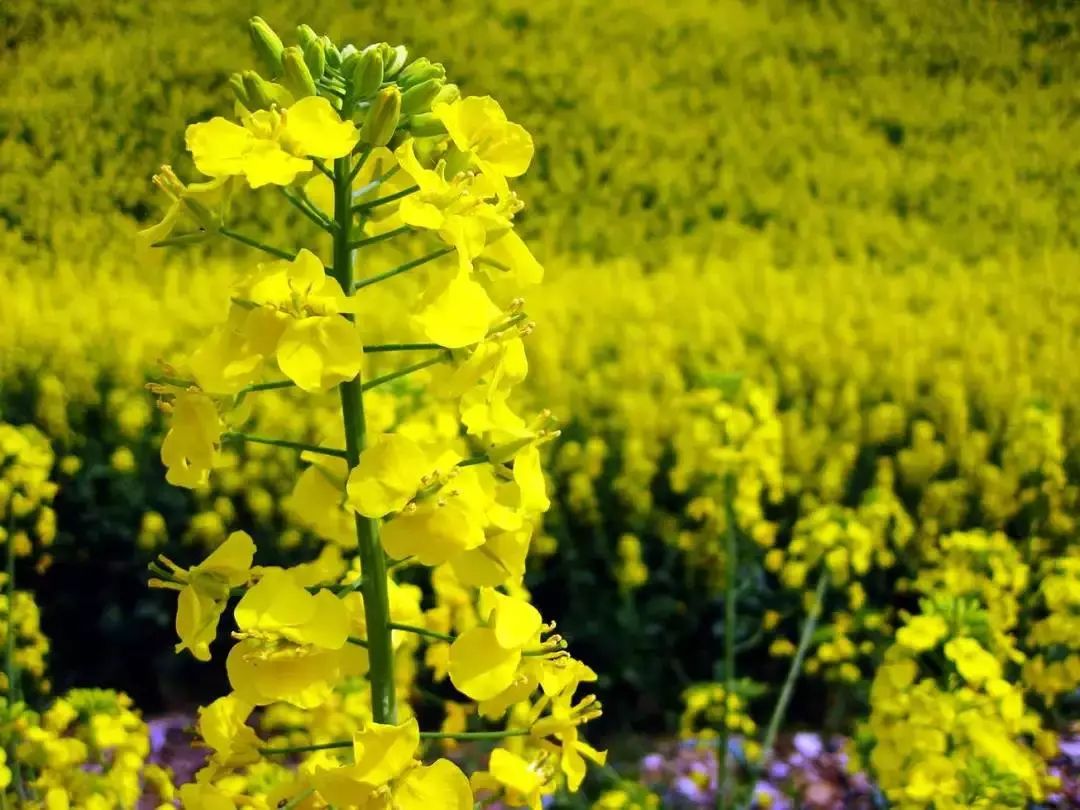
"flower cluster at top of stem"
145,17,604,809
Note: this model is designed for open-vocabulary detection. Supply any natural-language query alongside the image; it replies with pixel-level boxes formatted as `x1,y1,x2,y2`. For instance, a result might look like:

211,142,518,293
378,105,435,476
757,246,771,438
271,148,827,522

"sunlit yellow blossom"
186,97,358,187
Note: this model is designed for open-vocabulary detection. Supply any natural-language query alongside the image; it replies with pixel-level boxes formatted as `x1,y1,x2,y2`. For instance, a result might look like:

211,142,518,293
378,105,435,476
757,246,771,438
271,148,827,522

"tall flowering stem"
143,19,606,807
332,150,396,724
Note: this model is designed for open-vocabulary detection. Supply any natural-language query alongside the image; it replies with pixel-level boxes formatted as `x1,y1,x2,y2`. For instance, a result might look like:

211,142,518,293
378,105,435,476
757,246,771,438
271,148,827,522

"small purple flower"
674,774,707,803
1058,737,1080,763
641,752,665,773
792,732,823,759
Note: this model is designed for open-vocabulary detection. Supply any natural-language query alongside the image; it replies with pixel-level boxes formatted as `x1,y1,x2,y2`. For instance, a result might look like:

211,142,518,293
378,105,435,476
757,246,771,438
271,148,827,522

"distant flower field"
0,1,1078,808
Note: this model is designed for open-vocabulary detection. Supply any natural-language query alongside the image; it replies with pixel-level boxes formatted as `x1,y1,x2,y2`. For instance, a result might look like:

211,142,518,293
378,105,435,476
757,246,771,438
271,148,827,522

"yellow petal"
448,627,521,700
394,760,473,810
283,96,359,160
351,718,420,786
345,434,432,518
186,117,256,178
415,275,499,348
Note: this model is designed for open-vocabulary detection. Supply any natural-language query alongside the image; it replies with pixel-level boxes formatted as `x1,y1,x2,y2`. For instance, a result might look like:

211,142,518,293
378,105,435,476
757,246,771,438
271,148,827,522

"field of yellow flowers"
1,1,1079,808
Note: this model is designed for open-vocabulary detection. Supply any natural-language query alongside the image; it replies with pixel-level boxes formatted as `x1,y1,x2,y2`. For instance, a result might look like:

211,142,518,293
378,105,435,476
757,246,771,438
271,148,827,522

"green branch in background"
739,571,830,809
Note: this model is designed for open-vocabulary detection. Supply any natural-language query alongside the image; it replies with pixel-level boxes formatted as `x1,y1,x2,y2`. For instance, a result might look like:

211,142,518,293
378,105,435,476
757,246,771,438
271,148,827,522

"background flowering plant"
0,1,1078,808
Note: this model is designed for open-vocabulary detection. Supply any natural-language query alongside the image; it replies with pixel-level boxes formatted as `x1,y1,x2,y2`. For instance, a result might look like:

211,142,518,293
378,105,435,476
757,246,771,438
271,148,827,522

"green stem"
334,154,397,725
719,474,736,810
740,571,829,809
261,728,531,757
419,729,531,741
236,379,296,395
387,622,455,644
260,740,351,755
457,455,489,468
348,225,412,251
353,247,454,291
219,227,296,260
353,184,419,212
361,354,448,392
280,187,335,232
363,342,443,354
348,148,372,184
221,432,347,459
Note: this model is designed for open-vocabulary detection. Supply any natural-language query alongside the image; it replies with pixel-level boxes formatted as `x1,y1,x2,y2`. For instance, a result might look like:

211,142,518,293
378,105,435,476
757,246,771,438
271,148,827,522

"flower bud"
228,72,251,107
382,44,409,78
282,46,317,98
303,37,326,79
248,16,284,75
296,24,319,50
400,78,444,116
404,113,447,137
241,71,276,110
360,86,401,147
351,46,384,100
398,58,445,88
321,36,342,68
433,83,461,106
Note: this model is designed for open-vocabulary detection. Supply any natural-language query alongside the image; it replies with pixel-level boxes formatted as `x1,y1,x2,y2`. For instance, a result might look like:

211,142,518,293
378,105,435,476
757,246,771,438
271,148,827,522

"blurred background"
1,0,1079,777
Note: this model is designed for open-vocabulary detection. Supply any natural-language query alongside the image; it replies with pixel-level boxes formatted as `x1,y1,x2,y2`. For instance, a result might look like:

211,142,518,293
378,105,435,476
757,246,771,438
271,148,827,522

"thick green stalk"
333,154,397,724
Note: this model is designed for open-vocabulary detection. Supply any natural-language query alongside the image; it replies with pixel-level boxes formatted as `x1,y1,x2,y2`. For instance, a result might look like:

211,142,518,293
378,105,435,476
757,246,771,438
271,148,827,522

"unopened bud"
248,16,284,75
282,46,317,98
296,24,319,50
433,83,461,107
321,36,342,68
351,46,384,99
400,78,444,116
360,86,401,146
382,44,409,78
241,71,275,110
398,58,446,88
405,112,447,137
228,73,250,107
303,37,326,79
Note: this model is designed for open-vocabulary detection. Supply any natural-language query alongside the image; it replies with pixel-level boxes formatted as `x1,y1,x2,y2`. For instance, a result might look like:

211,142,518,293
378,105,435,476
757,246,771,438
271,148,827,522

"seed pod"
303,37,326,79
351,47,384,99
398,58,445,88
248,16,284,75
282,46,317,98
361,86,402,147
400,78,444,117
